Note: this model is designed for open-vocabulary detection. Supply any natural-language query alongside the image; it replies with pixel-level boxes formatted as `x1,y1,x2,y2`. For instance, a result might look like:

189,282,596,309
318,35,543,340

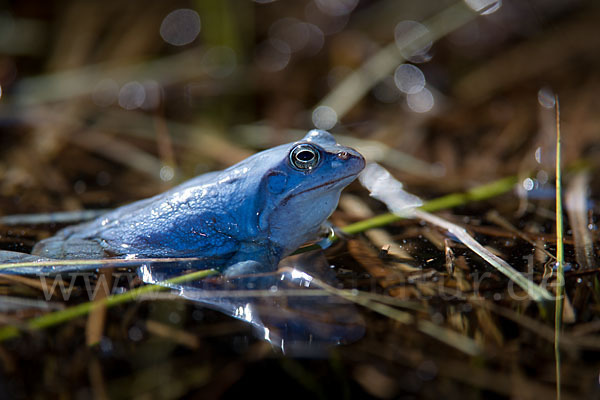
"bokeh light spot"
160,165,175,182
255,40,291,72
312,105,338,130
118,81,145,110
304,23,325,55
128,326,143,341
314,0,358,16
160,9,201,46
395,20,432,63
92,79,119,107
394,64,426,94
201,46,237,78
269,18,310,53
537,170,548,184
464,0,502,15
406,87,434,113
522,178,535,191
141,81,161,110
304,1,349,35
537,87,555,109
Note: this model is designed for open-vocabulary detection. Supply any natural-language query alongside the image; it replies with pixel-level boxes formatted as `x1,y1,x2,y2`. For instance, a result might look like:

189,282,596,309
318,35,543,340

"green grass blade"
0,269,217,341
342,175,518,235
554,96,564,400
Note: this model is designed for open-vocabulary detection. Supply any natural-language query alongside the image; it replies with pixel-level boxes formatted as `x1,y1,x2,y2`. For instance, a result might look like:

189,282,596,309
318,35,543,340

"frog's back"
32,170,242,261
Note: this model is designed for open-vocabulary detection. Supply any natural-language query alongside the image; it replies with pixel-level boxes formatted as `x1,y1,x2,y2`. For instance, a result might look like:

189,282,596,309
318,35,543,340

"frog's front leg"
222,260,267,276
221,241,282,276
314,222,347,250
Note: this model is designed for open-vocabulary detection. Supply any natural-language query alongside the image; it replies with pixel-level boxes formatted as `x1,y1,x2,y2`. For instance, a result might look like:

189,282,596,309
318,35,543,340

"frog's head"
255,129,365,256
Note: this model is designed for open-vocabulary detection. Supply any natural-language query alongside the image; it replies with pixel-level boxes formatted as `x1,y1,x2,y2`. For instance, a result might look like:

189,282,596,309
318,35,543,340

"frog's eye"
289,144,320,171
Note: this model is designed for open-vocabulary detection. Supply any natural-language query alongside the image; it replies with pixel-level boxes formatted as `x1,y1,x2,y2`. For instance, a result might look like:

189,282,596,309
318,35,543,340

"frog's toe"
222,260,267,277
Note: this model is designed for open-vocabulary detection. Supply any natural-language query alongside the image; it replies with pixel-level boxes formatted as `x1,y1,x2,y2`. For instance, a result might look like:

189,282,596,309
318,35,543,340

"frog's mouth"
293,173,358,197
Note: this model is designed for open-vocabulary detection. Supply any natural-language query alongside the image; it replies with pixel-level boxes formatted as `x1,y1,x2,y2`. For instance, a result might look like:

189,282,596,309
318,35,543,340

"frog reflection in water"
31,130,365,275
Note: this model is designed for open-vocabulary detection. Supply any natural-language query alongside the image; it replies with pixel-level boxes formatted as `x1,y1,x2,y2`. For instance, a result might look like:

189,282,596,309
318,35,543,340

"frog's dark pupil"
297,151,314,161
289,144,320,170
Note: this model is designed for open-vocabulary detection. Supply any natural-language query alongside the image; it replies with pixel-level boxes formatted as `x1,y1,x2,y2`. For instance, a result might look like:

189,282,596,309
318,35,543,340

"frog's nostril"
337,151,349,160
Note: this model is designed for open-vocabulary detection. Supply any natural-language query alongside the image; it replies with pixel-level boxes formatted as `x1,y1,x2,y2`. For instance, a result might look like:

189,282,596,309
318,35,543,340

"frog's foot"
222,260,268,277
0,251,51,275
315,222,347,250
32,236,106,259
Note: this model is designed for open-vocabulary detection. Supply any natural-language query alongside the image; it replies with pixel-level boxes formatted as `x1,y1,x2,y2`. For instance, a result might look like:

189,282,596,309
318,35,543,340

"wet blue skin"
29,130,365,274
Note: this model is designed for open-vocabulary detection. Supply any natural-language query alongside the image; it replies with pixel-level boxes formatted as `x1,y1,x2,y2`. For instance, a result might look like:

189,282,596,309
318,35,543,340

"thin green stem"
554,96,564,400
342,175,518,235
0,269,217,341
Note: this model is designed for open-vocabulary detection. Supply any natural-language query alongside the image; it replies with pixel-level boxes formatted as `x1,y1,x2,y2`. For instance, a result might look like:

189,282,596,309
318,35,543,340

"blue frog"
18,129,364,275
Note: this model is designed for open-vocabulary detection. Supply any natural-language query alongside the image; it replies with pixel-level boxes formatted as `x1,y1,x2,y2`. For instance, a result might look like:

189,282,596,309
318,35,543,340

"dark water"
0,249,365,356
